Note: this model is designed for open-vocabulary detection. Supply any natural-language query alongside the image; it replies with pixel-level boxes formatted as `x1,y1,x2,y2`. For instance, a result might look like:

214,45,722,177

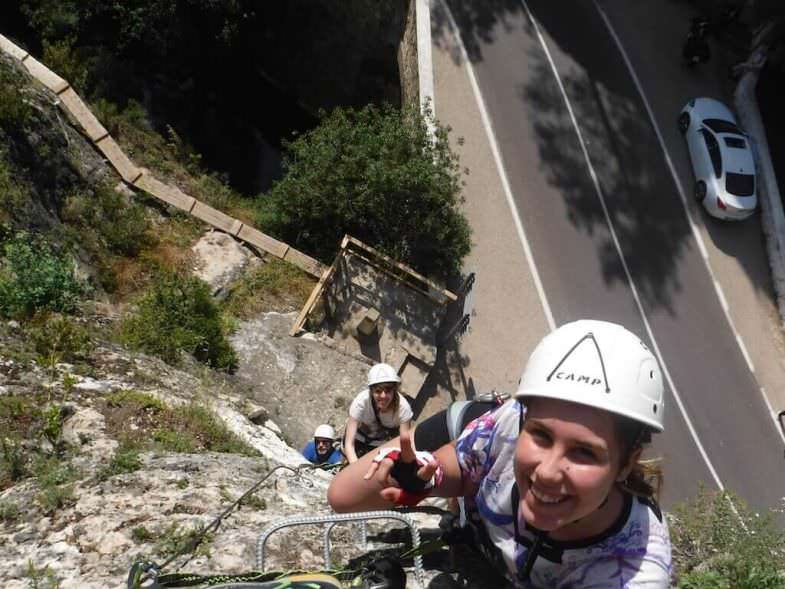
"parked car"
679,97,757,220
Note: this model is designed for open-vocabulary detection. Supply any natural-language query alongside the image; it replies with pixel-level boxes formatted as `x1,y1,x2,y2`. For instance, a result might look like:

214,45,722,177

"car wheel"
694,181,707,203
678,112,690,134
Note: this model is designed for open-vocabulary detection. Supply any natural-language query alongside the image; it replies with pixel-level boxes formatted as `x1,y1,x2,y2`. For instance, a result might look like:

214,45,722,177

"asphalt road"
441,0,785,512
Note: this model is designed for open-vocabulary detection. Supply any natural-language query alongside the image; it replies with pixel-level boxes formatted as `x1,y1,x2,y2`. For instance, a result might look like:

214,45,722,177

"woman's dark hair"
615,415,662,501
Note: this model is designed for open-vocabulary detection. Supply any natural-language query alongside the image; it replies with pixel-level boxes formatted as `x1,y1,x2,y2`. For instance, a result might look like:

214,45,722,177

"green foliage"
0,232,84,319
24,560,61,589
119,271,238,370
152,428,194,453
131,525,154,544
28,313,93,366
101,392,256,456
0,152,31,221
33,455,78,514
62,184,154,258
40,404,65,451
240,493,267,511
0,66,33,132
223,259,315,318
154,522,212,560
96,444,142,482
258,104,471,278
671,487,785,588
1,437,28,484
42,35,89,93
106,390,165,412
0,500,20,523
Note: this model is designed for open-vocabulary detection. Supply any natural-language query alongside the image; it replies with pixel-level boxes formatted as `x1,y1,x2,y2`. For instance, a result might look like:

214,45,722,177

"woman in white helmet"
301,424,343,465
329,321,672,587
343,363,413,464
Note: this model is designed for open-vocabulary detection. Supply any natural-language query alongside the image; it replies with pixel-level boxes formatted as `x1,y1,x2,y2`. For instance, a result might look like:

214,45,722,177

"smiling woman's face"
514,397,632,539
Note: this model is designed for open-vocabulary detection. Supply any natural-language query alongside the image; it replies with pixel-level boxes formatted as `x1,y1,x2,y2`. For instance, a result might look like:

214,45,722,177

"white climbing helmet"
515,320,664,432
367,363,401,387
313,424,336,440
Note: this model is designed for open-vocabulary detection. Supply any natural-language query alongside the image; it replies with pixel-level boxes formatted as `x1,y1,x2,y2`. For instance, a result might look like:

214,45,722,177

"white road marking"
440,0,556,332
591,1,785,439
761,387,785,445
519,0,725,490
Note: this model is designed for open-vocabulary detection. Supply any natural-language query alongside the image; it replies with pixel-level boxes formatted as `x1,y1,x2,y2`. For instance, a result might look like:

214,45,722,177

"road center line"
519,0,725,490
440,0,556,332
591,1,780,429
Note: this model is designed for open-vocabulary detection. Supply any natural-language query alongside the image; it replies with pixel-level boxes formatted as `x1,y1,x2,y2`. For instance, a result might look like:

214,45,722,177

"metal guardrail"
255,510,425,588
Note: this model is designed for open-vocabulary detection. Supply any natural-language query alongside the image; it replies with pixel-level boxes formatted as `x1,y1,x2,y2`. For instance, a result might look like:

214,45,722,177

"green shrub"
671,487,785,588
0,232,84,319
24,560,60,589
28,313,93,365
154,522,212,560
96,444,142,481
0,66,33,132
131,525,154,544
42,36,89,94
0,500,20,523
62,184,154,257
1,437,27,484
120,271,238,370
257,103,471,279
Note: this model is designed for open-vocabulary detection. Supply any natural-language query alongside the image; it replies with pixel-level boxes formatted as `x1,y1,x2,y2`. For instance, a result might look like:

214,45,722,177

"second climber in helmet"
302,424,343,466
343,363,413,464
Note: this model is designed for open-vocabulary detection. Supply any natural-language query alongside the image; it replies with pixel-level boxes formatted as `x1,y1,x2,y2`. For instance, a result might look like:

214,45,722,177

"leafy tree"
257,104,471,278
120,271,237,371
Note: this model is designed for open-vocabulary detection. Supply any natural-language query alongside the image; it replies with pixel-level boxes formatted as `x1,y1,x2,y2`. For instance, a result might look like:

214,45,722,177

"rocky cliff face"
0,311,458,589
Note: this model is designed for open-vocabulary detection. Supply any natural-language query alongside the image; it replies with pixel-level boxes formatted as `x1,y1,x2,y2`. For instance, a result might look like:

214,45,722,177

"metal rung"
255,510,424,588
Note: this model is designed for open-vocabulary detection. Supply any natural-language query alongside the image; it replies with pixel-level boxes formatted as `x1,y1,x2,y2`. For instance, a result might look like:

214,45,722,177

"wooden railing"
0,33,325,278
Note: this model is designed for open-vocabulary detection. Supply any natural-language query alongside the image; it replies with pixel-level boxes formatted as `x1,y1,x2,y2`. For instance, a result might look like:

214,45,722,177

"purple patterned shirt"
454,399,672,588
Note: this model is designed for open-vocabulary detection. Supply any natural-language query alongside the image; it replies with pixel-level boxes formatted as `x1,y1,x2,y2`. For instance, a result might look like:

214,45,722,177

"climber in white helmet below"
328,320,672,588
301,424,343,466
342,362,413,464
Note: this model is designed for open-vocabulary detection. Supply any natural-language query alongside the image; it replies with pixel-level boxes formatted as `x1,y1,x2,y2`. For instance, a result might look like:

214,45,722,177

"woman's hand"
363,431,440,505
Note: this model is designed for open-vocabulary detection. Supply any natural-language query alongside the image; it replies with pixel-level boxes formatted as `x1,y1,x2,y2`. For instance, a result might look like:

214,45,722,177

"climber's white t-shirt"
349,389,413,441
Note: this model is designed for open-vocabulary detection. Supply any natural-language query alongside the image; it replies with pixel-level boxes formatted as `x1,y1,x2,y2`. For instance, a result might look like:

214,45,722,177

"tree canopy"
257,104,472,279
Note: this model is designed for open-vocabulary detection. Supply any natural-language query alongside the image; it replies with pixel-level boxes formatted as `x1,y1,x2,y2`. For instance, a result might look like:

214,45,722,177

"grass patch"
131,525,154,544
223,259,316,318
96,444,142,482
33,456,79,514
100,391,257,457
154,522,212,560
24,561,60,589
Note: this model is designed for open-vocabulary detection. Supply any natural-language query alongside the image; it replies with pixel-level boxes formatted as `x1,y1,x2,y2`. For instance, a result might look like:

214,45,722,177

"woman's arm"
343,417,360,464
398,420,412,436
327,431,473,512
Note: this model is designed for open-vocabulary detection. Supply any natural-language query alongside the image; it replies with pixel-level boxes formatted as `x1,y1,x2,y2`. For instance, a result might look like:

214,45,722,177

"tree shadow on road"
516,1,706,315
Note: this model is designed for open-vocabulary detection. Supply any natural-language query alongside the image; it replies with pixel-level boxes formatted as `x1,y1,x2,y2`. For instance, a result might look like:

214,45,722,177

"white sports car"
679,98,757,220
